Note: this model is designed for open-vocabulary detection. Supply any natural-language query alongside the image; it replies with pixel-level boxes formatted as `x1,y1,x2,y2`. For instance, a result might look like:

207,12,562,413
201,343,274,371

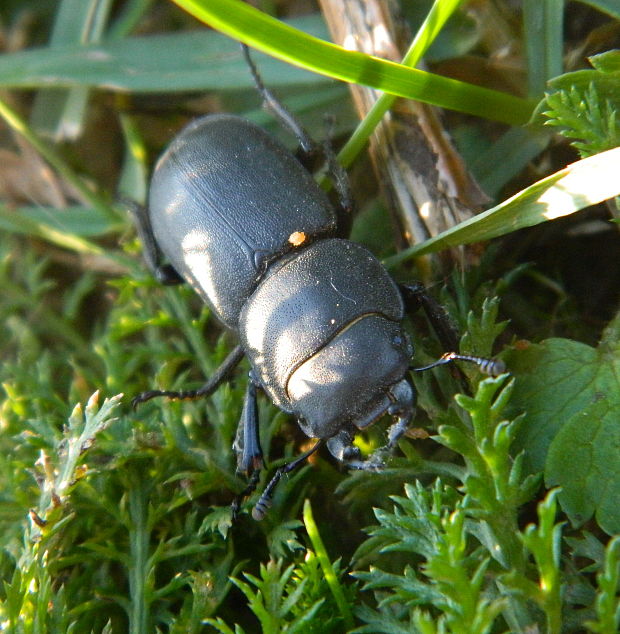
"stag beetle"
131,47,504,520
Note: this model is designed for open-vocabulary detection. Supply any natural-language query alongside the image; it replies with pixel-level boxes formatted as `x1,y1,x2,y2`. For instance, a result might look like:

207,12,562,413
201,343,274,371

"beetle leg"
322,114,354,235
252,439,325,521
241,43,318,160
360,381,416,469
231,374,264,520
242,44,353,232
131,345,244,408
230,469,261,521
126,199,184,285
400,282,471,392
327,428,384,471
327,429,362,463
233,374,264,475
328,379,416,471
399,282,460,352
385,378,416,449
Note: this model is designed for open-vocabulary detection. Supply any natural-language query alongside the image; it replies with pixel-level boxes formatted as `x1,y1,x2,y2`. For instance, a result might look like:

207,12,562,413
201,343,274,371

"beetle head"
287,314,414,443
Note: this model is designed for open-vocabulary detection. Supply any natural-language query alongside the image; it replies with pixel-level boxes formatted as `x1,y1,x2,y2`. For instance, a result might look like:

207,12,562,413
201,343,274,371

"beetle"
131,47,504,520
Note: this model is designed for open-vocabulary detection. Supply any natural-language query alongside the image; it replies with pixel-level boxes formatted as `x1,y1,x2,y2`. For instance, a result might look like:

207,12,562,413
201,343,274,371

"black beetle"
131,48,503,520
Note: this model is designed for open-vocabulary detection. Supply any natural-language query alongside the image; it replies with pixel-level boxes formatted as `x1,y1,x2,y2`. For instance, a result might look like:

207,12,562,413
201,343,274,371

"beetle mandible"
131,46,503,520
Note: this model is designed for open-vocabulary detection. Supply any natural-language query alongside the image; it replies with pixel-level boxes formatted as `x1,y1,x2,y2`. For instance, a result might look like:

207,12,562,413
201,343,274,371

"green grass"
0,0,619,632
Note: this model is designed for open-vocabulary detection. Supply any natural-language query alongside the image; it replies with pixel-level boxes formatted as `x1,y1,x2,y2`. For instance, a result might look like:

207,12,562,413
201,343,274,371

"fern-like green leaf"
544,83,620,157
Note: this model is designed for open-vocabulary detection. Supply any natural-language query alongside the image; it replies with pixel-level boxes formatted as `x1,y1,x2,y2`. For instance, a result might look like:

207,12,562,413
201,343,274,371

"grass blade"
385,145,620,264
172,0,533,125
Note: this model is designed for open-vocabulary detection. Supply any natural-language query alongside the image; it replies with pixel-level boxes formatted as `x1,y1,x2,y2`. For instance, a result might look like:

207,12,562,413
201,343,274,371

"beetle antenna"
252,439,324,521
411,352,506,377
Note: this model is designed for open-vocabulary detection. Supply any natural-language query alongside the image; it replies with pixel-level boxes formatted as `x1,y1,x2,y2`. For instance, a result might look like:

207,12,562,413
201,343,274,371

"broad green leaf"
172,0,532,125
385,146,620,266
508,337,617,473
546,398,620,535
506,315,620,533
0,17,330,92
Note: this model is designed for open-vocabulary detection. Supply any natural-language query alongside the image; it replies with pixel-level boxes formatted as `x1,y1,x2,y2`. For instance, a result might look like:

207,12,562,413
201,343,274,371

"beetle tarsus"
346,457,386,472
231,469,261,521
251,439,324,520
349,410,414,472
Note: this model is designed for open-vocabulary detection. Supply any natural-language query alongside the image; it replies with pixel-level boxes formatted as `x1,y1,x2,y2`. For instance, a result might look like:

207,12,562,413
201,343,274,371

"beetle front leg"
384,378,416,450
328,428,384,471
327,379,416,471
252,439,324,520
337,413,412,472
126,199,184,286
364,378,416,468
